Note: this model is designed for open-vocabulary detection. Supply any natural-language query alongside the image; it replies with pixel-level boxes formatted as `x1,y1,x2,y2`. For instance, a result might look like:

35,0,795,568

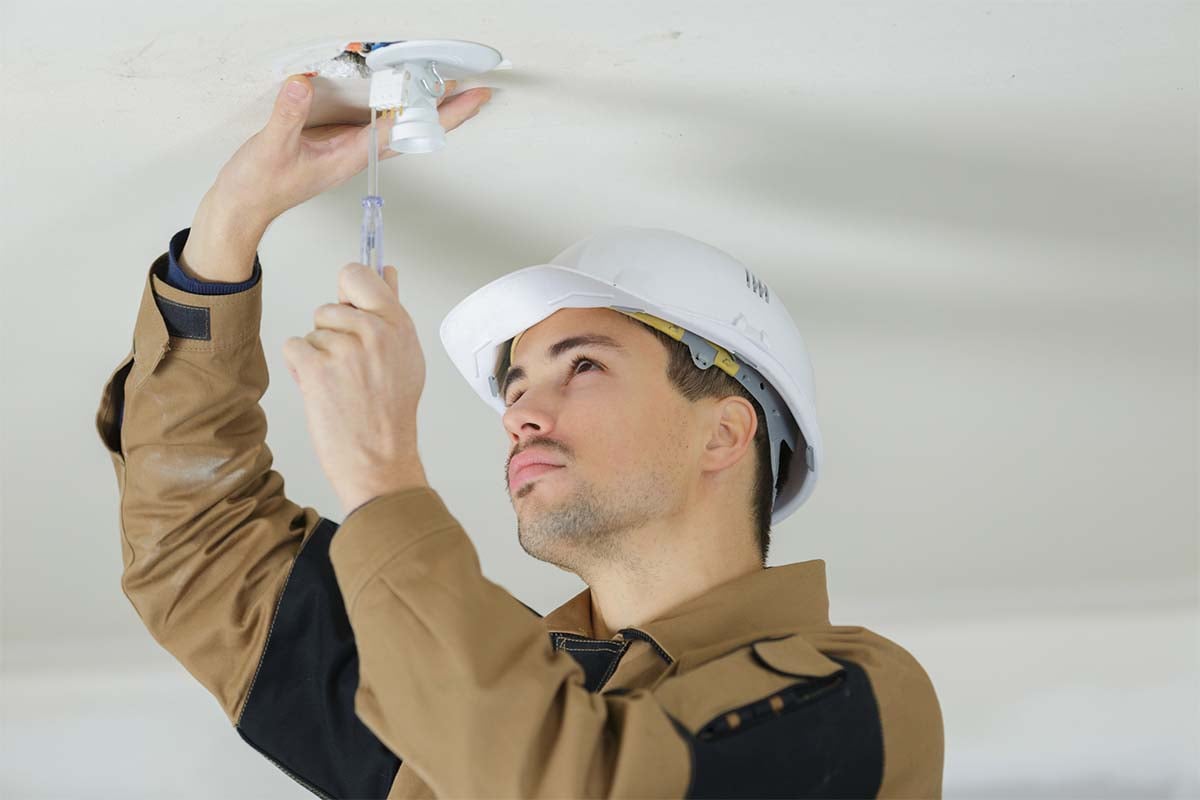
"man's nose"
502,391,557,444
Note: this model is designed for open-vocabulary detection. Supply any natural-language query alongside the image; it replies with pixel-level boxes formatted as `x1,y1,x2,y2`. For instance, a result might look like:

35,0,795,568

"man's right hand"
216,73,491,226
178,73,492,283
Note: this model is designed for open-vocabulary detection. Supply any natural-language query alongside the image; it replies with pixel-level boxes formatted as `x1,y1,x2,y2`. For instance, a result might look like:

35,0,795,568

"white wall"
3,0,1197,796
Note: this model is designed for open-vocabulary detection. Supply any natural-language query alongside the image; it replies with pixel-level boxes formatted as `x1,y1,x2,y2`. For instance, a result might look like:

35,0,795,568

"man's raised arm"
95,187,401,799
95,72,490,798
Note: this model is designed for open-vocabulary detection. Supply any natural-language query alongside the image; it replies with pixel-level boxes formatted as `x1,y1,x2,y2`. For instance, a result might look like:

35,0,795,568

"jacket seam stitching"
164,330,260,353
555,639,623,651
557,644,625,652
551,632,624,649
131,340,170,391
154,295,212,340
617,627,675,664
593,640,632,692
235,517,329,727
235,725,336,799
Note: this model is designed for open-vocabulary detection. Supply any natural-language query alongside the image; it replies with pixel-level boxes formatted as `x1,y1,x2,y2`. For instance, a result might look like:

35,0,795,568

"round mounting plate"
364,40,503,79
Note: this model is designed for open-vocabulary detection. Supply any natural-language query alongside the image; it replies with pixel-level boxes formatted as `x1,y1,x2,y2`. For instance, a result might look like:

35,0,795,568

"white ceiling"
2,1,1195,643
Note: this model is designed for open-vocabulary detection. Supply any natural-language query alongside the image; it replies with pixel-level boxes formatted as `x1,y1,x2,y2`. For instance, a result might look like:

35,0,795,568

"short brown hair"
633,323,776,564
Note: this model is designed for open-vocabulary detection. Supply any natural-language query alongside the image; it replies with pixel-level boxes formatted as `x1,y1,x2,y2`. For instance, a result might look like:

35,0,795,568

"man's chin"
512,467,567,502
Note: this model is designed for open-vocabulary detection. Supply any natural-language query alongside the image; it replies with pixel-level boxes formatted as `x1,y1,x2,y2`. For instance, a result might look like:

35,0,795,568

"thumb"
264,74,313,144
282,339,307,385
383,265,398,294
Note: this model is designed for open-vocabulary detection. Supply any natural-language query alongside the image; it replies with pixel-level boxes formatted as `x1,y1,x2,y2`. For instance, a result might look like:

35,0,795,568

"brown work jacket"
96,254,945,798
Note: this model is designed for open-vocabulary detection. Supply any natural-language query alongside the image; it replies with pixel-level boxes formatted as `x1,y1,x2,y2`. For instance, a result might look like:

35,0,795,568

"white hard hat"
438,226,822,524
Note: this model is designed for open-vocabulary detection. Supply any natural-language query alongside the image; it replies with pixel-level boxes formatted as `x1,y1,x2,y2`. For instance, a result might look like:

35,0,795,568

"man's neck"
583,533,762,638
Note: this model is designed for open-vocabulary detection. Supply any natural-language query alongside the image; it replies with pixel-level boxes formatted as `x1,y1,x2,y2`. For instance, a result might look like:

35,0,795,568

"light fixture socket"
365,40,503,155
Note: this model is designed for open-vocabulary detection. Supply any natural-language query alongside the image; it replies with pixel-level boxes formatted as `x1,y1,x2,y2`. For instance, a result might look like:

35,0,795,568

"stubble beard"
514,470,670,576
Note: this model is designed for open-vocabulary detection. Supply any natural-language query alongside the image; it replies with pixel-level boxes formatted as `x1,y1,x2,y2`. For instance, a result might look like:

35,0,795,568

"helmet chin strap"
612,309,809,505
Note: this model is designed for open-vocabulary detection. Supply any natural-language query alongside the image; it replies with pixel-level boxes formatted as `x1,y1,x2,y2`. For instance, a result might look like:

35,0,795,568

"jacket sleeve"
157,226,262,296
95,250,400,799
327,487,695,798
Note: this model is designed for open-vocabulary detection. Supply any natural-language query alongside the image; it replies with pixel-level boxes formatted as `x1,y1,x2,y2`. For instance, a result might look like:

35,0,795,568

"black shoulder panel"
236,518,401,799
667,656,884,799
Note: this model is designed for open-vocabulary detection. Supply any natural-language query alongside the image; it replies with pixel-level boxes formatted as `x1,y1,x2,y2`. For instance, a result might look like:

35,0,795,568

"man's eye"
505,355,602,408
567,354,605,379
570,356,598,374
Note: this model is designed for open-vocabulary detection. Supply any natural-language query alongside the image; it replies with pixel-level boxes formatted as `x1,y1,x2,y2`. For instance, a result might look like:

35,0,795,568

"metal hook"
419,61,446,98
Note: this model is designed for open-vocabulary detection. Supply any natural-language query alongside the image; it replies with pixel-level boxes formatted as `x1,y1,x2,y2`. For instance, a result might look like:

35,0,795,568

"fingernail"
286,80,309,100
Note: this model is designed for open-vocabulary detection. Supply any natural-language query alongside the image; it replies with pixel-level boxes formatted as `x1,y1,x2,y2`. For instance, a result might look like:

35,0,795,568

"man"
97,74,943,798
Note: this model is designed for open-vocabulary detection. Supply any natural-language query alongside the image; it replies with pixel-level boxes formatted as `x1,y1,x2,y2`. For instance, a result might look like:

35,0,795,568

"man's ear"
699,396,758,475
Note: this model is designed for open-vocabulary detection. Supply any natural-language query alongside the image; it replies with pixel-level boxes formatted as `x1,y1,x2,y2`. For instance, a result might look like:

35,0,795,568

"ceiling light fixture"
364,39,504,154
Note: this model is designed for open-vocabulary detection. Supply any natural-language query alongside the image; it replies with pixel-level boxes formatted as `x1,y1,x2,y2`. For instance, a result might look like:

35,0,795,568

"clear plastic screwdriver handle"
360,109,385,277
361,195,384,275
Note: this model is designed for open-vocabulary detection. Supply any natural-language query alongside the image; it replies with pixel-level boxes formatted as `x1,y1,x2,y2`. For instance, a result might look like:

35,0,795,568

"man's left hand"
282,263,429,517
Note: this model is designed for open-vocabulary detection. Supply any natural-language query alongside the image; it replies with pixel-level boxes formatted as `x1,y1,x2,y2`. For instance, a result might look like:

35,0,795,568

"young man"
97,75,943,798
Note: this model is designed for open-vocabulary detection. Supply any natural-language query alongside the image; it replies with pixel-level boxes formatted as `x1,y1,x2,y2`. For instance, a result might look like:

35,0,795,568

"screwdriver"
360,107,385,278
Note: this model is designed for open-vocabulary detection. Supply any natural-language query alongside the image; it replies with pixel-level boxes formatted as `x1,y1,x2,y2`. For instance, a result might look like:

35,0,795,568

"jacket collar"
542,559,831,666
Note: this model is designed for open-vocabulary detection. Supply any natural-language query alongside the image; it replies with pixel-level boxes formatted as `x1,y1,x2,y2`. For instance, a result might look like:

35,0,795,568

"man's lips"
508,447,567,492
509,463,564,492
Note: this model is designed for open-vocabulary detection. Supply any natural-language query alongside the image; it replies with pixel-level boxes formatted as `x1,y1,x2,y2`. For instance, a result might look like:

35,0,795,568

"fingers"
282,334,323,379
303,328,354,353
281,329,354,385
437,87,492,132
283,302,377,367
312,302,390,343
284,265,404,383
262,74,314,148
436,80,459,105
338,262,394,315
313,302,360,333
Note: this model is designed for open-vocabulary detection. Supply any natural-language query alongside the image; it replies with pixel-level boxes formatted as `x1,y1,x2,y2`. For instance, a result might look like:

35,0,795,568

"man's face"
500,308,696,572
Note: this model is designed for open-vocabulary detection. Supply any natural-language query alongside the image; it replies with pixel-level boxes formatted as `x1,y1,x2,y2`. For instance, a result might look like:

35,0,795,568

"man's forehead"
511,307,635,360
499,308,664,400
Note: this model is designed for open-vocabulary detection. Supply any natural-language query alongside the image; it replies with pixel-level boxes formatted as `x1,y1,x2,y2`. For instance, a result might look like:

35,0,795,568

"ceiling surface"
3,0,1195,632
2,1,1197,795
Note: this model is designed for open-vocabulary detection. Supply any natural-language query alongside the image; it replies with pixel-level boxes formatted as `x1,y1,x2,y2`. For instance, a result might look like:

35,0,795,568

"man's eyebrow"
501,334,625,399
